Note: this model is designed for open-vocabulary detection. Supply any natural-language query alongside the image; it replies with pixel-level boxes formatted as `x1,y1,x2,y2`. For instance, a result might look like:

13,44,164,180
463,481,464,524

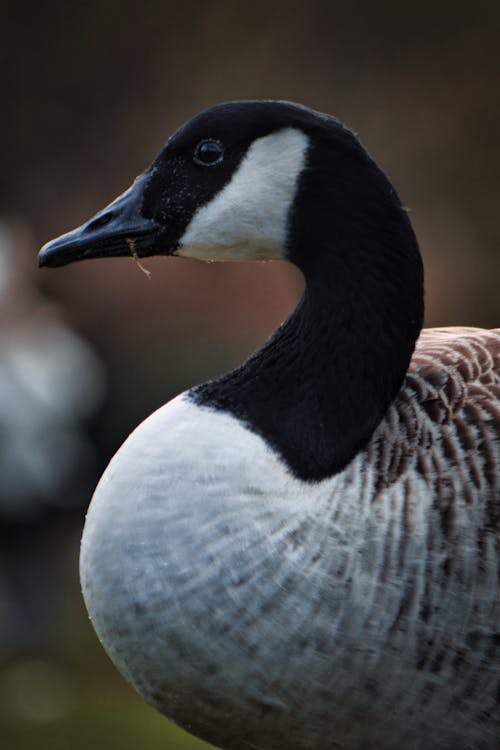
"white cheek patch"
178,128,309,261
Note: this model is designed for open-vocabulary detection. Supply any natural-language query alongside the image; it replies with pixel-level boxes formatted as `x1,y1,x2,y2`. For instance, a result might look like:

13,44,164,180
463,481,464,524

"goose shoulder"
371,326,500,504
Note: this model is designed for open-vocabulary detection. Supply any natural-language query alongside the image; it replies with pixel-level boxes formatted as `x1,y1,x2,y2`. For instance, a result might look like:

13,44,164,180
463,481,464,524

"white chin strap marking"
178,127,309,261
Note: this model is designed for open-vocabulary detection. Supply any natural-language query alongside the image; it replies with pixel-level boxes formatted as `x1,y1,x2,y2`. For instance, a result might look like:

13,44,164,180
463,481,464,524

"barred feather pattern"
353,326,500,747
80,327,500,750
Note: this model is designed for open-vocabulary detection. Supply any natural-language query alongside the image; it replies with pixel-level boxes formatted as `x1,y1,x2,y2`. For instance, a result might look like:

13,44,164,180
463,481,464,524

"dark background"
1,1,499,748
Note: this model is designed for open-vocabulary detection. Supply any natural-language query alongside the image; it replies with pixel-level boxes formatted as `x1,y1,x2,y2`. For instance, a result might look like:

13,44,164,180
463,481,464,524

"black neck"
192,137,424,481
192,259,422,481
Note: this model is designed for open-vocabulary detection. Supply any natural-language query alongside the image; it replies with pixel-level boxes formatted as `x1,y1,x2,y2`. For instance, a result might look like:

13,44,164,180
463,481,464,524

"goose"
38,101,499,750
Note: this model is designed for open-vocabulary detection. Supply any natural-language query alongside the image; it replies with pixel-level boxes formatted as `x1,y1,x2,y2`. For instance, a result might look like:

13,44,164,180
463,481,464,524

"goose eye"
194,139,224,166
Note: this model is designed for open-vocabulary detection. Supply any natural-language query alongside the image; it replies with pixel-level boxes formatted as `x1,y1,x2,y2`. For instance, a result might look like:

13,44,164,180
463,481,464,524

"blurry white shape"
4,322,102,418
0,224,13,297
0,218,105,517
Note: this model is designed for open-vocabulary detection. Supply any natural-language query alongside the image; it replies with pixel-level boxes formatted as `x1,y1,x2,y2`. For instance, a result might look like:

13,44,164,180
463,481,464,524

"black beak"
38,174,161,268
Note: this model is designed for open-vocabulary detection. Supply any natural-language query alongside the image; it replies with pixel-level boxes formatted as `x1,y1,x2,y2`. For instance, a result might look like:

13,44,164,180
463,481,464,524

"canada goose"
39,101,499,750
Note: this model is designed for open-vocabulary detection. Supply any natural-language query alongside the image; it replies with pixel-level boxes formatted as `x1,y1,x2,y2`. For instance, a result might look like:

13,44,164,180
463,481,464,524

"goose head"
39,100,422,287
39,101,424,481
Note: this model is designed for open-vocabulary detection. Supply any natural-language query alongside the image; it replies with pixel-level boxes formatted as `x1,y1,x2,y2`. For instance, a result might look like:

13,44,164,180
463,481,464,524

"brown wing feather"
374,327,500,515
364,327,500,741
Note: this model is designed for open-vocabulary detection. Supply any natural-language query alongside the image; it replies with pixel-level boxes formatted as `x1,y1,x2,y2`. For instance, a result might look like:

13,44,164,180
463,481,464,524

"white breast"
80,392,467,749
80,371,500,750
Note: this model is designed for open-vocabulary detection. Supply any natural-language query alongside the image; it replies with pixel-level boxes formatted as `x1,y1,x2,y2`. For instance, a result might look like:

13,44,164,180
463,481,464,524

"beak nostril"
86,211,114,232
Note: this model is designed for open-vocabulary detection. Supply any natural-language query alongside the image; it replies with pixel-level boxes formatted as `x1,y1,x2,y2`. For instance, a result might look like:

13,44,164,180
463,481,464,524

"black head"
38,100,424,482
38,100,405,273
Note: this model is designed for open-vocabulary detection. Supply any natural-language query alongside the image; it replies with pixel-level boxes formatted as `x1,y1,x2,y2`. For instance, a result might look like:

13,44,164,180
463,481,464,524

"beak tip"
36,175,160,270
37,239,65,269
37,247,48,268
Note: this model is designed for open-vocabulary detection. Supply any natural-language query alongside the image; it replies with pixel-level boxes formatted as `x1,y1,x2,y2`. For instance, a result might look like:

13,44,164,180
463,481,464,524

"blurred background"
1,0,499,747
